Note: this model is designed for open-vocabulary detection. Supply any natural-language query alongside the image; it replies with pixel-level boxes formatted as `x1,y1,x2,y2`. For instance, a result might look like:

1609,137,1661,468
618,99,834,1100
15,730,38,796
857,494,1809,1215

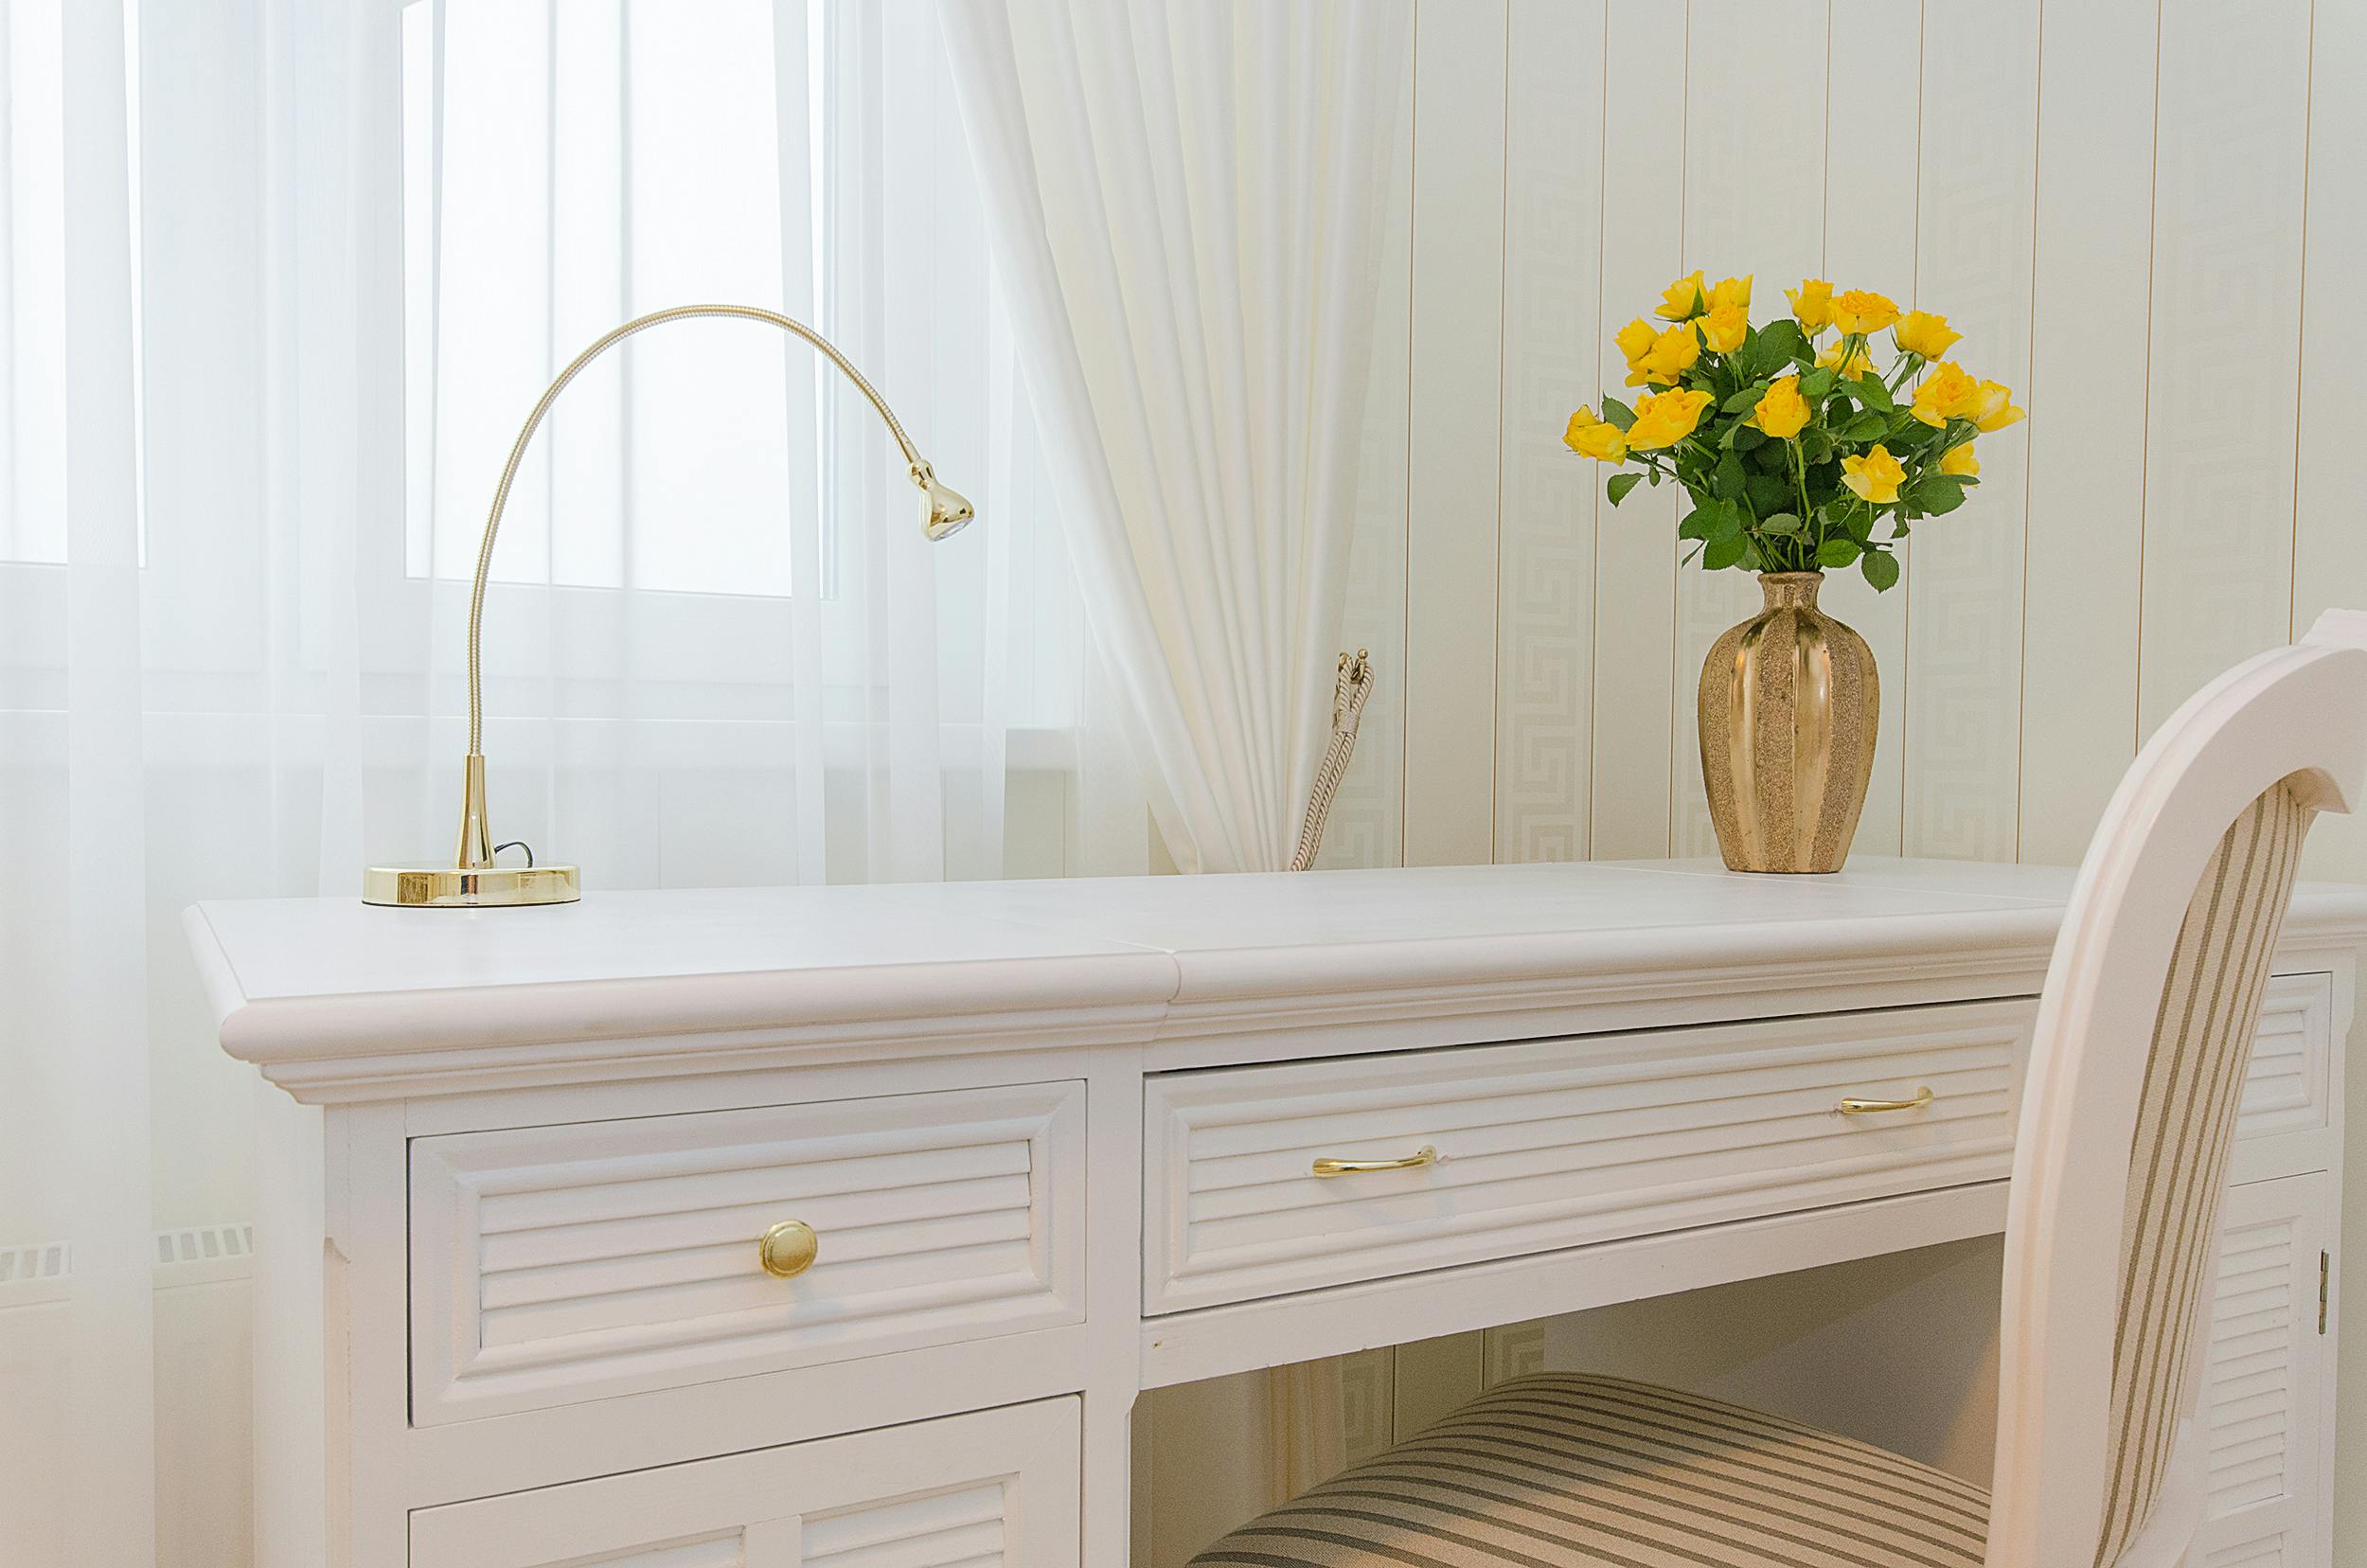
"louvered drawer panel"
408,1398,1079,1567
410,1082,1083,1424
2232,971,2336,1183
1144,1001,2031,1313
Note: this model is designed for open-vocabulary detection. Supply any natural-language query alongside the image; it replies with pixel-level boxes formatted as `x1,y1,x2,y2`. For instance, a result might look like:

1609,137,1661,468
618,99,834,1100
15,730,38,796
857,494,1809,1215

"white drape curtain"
0,3,1138,1562
942,0,1411,874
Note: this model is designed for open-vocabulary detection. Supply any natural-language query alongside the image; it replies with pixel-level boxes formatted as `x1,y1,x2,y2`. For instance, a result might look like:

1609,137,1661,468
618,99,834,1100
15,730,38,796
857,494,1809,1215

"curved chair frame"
1991,610,2367,1567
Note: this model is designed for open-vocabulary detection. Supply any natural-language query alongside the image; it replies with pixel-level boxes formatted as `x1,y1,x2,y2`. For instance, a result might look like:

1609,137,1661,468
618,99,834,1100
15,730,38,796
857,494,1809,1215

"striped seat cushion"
1186,1373,1989,1567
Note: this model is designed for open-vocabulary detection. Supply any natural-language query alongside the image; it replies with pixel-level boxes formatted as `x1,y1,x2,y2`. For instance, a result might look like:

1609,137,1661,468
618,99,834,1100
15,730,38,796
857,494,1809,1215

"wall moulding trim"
0,1226,255,1307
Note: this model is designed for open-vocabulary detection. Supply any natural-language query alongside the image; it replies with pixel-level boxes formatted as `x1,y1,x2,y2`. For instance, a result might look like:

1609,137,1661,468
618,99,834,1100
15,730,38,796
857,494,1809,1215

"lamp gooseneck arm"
454,302,972,870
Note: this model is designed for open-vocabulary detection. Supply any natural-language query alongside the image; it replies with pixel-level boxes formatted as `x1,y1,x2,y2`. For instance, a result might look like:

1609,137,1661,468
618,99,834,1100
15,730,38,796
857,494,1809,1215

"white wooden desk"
187,858,2367,1567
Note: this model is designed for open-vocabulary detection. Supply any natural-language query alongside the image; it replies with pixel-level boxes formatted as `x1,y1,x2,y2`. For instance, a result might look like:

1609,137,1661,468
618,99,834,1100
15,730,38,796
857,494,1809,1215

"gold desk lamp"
364,303,974,908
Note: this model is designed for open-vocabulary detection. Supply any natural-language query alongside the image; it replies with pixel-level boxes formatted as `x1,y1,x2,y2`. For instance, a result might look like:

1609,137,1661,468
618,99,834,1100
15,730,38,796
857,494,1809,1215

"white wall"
1142,0,2367,1560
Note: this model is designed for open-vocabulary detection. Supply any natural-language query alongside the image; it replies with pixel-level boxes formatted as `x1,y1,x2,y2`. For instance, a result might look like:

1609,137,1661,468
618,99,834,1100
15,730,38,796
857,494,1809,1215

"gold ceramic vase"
1698,572,1878,874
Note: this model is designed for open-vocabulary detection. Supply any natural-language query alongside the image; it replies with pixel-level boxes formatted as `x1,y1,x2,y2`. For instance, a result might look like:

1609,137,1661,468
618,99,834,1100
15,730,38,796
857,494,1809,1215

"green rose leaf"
1818,537,1862,568
1758,511,1802,536
1799,365,1835,398
1681,499,1737,539
1607,472,1644,507
1702,535,1748,571
1714,450,1748,501
1722,383,1768,414
1745,472,1792,515
1731,424,1766,452
1752,320,1806,377
1860,547,1901,592
1910,473,1969,514
1842,411,1889,443
1851,375,1895,413
1601,396,1636,432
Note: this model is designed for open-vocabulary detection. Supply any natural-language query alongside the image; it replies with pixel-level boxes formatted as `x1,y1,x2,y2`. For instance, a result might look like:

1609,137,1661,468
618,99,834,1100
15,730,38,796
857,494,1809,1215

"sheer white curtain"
0,2,1139,1562
944,0,1411,874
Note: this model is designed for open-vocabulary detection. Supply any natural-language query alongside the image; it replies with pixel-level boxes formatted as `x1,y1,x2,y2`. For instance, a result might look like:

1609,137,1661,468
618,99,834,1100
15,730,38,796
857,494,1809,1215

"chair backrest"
1987,611,2367,1568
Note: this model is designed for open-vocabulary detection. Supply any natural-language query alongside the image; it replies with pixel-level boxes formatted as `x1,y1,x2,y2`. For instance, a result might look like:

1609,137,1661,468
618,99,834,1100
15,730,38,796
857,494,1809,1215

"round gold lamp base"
362,863,581,908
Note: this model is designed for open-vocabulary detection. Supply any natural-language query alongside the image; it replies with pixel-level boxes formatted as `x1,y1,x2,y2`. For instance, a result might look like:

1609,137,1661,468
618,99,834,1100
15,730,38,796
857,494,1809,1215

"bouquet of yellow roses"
1564,272,2022,591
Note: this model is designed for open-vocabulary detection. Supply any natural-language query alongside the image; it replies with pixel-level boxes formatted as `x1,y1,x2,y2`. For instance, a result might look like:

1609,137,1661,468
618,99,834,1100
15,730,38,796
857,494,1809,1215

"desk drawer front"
410,1082,1084,1424
1145,1002,2030,1313
407,1397,1080,1567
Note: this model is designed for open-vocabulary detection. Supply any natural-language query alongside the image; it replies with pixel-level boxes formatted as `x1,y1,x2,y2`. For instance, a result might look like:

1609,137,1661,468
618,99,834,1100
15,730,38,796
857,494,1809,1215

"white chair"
1188,611,2367,1568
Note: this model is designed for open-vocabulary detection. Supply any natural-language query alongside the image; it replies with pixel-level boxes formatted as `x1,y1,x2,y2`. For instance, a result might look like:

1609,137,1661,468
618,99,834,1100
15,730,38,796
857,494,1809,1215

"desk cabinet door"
2194,1172,2334,1568
406,1398,1079,1567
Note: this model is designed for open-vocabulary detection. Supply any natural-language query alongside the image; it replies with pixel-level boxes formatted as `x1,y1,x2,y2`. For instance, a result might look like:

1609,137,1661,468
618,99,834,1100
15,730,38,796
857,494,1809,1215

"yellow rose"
1817,339,1876,381
1614,317,1657,366
1711,274,1753,311
1788,277,1835,331
1626,387,1715,451
1939,442,1979,477
1749,374,1811,440
1639,321,1701,384
1563,406,1629,463
1699,302,1749,354
1972,380,2025,432
1656,270,1708,320
1614,316,1659,386
1894,310,1961,360
1831,288,1901,336
1910,360,1983,426
1841,444,1908,505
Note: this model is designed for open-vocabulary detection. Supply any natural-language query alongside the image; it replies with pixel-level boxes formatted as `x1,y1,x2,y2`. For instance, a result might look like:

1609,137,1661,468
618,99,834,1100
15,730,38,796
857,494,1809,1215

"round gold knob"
757,1220,819,1280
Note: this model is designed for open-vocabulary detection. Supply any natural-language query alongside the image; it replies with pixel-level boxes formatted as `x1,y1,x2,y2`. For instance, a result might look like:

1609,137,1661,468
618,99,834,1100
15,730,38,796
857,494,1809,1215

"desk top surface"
187,858,2367,1093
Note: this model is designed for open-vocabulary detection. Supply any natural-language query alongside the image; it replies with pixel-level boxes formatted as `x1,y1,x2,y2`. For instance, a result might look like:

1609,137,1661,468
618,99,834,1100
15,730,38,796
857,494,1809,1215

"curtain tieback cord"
1289,649,1378,873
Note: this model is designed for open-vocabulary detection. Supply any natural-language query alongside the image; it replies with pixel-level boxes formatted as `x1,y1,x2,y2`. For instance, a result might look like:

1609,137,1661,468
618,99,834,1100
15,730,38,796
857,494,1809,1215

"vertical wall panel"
2016,0,2158,867
1668,1,1831,857
1401,0,1508,867
2135,2,2311,737
1901,2,2039,861
1493,0,1606,864
1586,1,1687,860
1819,0,1921,858
1316,26,1417,873
2294,0,2367,889
2295,9,2367,1550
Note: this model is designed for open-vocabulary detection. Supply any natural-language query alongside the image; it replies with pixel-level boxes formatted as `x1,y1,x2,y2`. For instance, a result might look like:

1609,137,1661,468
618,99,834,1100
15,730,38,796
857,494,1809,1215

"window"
400,0,1085,732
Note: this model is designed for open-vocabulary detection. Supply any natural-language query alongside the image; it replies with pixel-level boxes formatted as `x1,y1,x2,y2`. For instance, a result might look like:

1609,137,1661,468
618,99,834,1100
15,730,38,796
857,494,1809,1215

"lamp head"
912,462,973,542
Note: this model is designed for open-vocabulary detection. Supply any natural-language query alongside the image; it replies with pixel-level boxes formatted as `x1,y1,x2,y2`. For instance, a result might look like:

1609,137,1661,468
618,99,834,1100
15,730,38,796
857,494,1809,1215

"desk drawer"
410,1081,1084,1424
408,1397,1080,1567
1144,1002,2031,1313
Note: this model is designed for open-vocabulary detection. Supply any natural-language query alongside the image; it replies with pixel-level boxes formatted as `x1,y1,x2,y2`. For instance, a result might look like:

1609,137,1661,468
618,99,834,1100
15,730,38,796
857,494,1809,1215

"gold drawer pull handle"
1839,1086,1935,1116
758,1220,819,1279
1312,1145,1439,1179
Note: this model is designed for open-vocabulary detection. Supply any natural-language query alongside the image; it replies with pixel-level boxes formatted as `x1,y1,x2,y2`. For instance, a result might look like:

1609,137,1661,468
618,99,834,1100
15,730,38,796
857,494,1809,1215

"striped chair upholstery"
2091,779,2312,1562
1186,1373,1989,1567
